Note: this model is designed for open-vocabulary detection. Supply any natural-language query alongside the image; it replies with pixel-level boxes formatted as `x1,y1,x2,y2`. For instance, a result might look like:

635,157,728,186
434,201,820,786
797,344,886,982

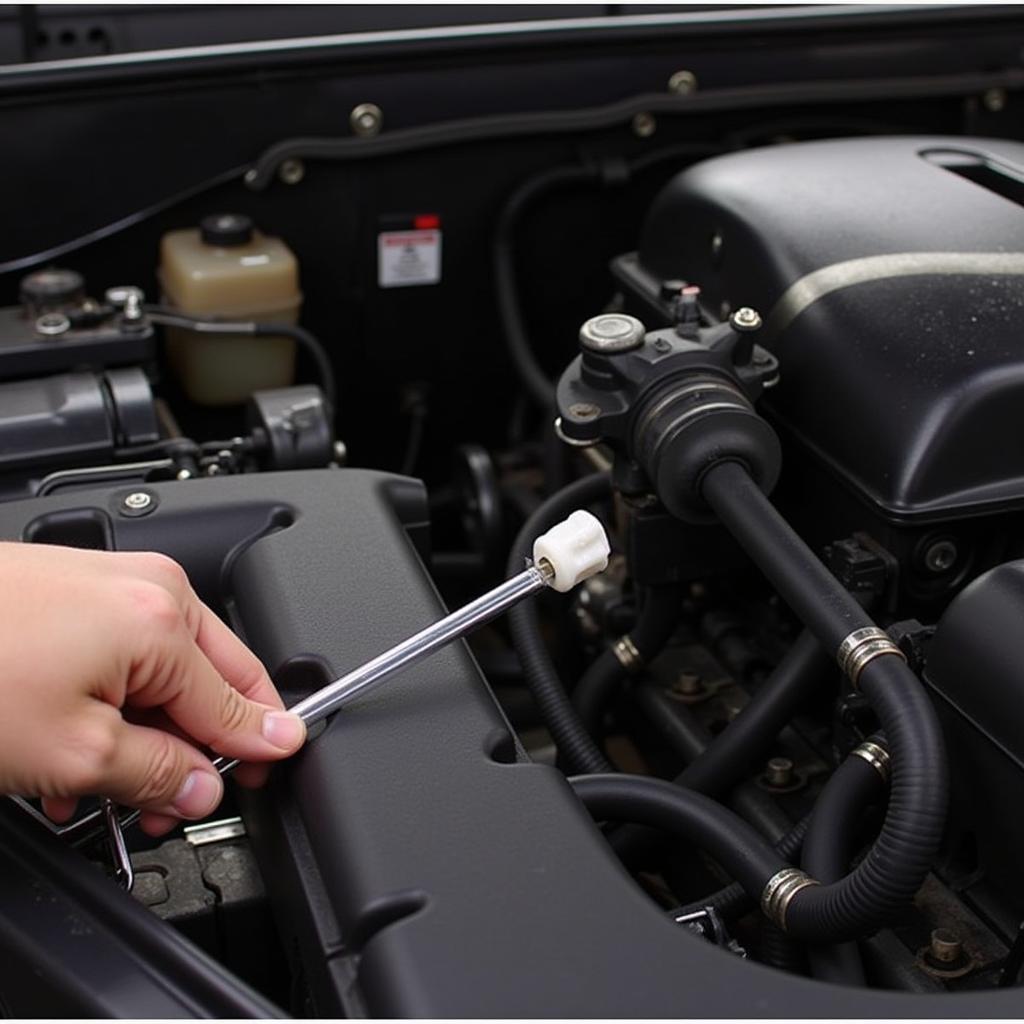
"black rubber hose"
144,307,337,409
494,165,598,408
569,774,785,896
675,628,830,797
573,584,685,737
802,752,887,985
253,323,337,411
507,473,614,774
700,461,949,942
678,814,810,920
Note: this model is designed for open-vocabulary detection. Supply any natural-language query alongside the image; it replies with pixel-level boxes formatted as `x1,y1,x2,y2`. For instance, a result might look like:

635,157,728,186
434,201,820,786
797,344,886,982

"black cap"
20,267,85,311
200,213,255,247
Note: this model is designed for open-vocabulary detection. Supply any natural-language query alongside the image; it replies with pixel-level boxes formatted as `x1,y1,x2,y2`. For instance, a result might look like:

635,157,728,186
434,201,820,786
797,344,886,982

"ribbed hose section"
678,814,810,920
802,752,887,984
574,584,685,737
786,658,947,941
569,774,785,896
507,473,614,774
677,628,829,797
700,461,949,942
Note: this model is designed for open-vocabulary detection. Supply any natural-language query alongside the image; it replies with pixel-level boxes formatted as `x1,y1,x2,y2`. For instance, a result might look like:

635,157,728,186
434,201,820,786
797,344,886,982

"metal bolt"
568,402,601,420
332,440,348,465
278,158,306,186
924,539,958,574
653,337,672,354
632,111,657,138
122,492,153,512
243,168,258,186
674,672,704,697
668,69,698,95
765,757,795,788
929,928,963,965
105,285,145,309
35,312,70,336
175,469,193,481
730,307,763,332
122,289,143,322
350,102,383,137
983,88,1007,113
579,313,646,353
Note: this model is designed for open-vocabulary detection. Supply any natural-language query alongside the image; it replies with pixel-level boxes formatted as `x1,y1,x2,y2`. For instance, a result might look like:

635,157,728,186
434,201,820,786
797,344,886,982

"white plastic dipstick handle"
532,509,611,592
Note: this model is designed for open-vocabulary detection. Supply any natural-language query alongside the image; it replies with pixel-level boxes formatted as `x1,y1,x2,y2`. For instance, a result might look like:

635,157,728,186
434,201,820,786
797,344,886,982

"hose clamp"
760,868,819,931
850,740,891,783
836,627,906,690
612,635,644,674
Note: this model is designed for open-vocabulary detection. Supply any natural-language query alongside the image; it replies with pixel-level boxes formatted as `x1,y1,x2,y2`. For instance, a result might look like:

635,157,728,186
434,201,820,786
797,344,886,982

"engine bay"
3,6,1024,1016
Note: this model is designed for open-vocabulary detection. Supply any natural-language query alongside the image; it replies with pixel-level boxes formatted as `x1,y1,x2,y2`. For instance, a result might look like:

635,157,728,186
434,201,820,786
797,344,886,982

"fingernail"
172,770,222,819
262,710,306,752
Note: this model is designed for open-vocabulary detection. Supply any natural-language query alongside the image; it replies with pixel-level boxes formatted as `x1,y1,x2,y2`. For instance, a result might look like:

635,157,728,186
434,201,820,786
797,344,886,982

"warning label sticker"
377,229,442,288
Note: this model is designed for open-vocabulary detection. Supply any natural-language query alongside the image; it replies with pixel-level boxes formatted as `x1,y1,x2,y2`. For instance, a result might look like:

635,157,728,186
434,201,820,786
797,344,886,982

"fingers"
125,594,305,763
74,709,225,822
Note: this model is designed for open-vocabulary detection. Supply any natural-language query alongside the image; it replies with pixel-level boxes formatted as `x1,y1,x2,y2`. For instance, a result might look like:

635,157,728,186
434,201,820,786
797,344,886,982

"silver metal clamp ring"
836,627,906,689
612,635,644,674
850,740,891,783
760,868,820,931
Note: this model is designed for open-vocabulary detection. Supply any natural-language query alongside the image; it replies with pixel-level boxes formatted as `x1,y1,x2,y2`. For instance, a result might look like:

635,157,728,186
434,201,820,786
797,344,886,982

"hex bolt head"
350,102,383,137
730,307,763,332
632,111,657,138
929,928,963,965
579,314,646,353
673,672,704,696
668,69,698,95
278,158,306,185
568,402,601,420
765,757,795,788
924,539,958,574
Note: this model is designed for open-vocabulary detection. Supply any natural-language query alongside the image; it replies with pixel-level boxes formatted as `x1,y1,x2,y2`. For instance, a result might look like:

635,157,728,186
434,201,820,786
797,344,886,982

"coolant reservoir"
159,213,303,405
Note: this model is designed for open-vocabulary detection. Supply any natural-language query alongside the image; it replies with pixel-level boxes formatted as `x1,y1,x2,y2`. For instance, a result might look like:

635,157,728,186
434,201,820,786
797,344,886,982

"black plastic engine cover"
927,560,1024,915
627,135,1024,524
5,471,1024,1015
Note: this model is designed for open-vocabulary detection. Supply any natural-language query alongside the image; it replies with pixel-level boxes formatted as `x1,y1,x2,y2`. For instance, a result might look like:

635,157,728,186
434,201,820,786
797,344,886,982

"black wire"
144,306,337,408
0,164,248,278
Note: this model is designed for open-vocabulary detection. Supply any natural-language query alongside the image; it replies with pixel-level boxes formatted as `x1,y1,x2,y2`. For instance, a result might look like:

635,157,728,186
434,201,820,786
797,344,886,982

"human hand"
0,542,305,835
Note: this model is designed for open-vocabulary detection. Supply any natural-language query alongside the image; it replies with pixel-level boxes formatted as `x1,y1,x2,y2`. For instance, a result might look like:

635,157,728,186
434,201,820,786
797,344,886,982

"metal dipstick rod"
60,509,611,871
207,558,556,776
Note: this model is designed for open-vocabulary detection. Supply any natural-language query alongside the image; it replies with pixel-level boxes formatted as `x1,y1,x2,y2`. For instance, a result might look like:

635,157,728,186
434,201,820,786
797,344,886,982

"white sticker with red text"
377,229,442,288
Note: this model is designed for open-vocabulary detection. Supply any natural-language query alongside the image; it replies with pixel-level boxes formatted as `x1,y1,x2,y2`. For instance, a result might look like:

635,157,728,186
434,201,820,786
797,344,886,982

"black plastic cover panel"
5,471,1024,1014
633,136,1024,522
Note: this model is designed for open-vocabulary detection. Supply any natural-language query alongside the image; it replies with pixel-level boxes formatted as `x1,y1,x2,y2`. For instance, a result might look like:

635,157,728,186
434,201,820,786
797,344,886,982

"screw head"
983,87,1007,113
579,314,646,353
568,402,601,420
35,312,70,336
632,111,657,138
668,69,698,95
673,672,704,696
123,491,152,511
929,928,963,964
120,491,157,517
350,102,383,137
278,158,306,185
924,539,958,574
730,307,763,332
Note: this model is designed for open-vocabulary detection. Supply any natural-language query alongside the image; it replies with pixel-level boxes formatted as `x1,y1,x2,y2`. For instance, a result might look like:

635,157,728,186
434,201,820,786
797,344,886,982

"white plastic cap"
533,510,610,593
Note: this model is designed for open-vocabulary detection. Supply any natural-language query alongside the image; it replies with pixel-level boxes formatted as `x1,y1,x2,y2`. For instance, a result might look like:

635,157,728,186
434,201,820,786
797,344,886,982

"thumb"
96,715,225,822
127,612,306,763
